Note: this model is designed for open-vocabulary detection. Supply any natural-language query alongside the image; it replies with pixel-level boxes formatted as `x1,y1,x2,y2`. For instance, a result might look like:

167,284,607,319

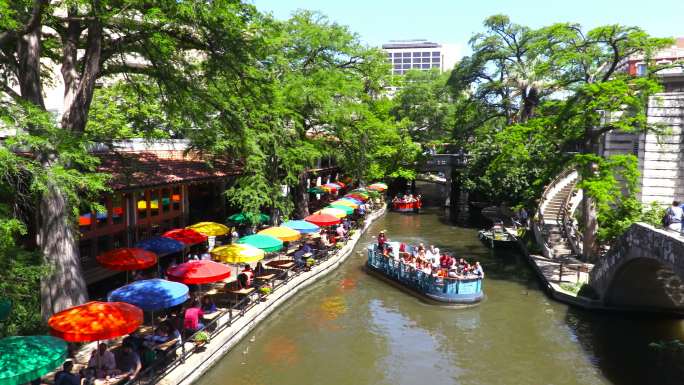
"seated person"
377,231,387,248
439,254,453,269
201,295,217,314
293,253,306,268
183,300,205,332
254,261,266,275
55,361,81,385
118,343,142,379
294,243,312,259
236,272,251,289
241,264,254,284
87,343,117,378
143,324,172,350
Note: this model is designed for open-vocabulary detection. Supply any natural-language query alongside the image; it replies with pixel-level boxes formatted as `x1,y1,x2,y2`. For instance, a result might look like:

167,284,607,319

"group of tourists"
664,200,684,234
392,194,421,204
376,231,484,280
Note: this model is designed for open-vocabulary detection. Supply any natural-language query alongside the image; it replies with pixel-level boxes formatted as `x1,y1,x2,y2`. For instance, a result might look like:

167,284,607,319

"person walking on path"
664,201,683,232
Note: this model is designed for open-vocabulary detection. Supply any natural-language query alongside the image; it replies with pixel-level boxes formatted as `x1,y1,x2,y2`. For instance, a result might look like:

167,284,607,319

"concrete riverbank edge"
515,240,604,311
158,206,387,385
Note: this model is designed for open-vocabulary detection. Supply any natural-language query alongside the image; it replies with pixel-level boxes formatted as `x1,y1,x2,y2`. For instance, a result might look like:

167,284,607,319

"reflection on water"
197,208,684,385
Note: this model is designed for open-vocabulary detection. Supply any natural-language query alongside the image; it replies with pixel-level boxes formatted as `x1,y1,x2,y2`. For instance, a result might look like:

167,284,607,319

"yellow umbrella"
315,208,347,219
211,244,265,264
258,226,302,242
187,222,230,237
332,200,358,209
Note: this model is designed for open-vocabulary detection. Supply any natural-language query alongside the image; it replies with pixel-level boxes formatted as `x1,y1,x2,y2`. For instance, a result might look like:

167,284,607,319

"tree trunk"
581,192,599,260
38,178,88,320
16,21,44,109
580,135,600,260
293,171,310,218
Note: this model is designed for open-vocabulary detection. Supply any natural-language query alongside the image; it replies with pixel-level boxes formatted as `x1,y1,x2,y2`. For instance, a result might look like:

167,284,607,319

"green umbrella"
237,234,283,253
307,187,325,194
327,205,354,215
0,299,11,321
227,213,269,225
0,335,67,385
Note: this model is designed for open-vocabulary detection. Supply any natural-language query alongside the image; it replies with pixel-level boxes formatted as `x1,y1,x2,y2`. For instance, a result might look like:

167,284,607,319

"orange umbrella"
96,248,157,271
48,301,143,342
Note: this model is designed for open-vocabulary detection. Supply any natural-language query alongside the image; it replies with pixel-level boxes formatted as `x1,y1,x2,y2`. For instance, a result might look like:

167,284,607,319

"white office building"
382,40,460,75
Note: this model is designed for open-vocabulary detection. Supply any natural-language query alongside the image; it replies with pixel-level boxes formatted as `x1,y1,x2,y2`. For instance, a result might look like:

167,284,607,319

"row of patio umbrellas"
0,183,389,385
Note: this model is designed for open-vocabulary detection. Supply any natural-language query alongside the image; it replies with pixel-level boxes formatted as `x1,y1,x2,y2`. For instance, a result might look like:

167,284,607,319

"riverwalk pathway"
154,206,387,385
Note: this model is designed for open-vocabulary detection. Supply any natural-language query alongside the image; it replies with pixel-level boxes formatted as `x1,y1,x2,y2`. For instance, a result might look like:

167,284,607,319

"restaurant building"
79,139,241,285
79,139,340,287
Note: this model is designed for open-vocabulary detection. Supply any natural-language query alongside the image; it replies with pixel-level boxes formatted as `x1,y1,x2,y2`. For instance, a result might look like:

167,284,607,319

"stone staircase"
535,169,579,260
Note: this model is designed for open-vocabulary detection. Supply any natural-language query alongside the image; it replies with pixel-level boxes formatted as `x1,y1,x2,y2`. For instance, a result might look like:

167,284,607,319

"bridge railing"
422,153,468,169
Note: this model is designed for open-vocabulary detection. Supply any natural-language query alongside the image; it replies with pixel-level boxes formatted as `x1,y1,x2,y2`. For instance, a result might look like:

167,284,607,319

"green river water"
196,206,684,385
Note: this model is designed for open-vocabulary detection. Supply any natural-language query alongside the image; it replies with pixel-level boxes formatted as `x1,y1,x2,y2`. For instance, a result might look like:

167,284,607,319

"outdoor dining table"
265,260,295,269
255,273,277,288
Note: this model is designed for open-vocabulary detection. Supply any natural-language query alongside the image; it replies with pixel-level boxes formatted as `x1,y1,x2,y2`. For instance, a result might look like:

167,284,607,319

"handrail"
533,168,576,256
560,186,583,257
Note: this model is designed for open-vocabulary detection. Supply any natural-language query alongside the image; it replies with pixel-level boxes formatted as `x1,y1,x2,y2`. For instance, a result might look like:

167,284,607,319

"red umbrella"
304,213,341,227
166,260,232,284
335,181,346,188
48,301,143,342
96,248,157,271
162,228,208,245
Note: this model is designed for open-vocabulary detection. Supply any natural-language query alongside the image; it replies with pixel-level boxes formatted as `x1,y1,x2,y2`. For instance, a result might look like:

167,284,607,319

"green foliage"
393,69,455,143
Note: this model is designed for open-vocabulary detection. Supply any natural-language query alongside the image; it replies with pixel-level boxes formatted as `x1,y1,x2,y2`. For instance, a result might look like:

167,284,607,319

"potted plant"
259,286,272,300
193,331,209,349
305,257,316,270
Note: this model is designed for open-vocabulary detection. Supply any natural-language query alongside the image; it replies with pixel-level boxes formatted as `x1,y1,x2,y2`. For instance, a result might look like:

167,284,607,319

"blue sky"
250,0,684,56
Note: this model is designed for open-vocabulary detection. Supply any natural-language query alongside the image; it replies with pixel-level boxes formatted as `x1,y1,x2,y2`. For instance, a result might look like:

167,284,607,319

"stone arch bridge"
589,223,684,314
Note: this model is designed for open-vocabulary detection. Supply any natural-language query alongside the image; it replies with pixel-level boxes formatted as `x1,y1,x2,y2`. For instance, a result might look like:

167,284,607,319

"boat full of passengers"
366,231,484,305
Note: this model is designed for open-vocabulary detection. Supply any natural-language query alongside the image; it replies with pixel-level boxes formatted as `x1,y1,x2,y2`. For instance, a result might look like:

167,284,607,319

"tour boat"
478,224,519,250
366,243,484,306
391,199,422,213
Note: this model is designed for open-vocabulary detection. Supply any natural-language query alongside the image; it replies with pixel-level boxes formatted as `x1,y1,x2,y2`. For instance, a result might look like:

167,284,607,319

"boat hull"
391,201,422,213
478,231,519,250
366,247,484,305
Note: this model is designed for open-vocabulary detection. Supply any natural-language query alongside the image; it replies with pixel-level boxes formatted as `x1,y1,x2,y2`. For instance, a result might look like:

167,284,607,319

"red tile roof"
96,151,242,190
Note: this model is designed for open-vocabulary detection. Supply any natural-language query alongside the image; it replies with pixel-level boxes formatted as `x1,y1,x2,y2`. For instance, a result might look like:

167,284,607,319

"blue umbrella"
107,279,189,311
135,237,184,255
282,220,320,234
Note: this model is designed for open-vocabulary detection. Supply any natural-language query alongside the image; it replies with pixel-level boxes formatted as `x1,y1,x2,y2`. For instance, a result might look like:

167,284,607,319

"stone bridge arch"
589,223,684,313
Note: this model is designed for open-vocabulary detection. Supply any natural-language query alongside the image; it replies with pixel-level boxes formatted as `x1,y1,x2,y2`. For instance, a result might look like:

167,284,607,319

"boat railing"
367,246,483,296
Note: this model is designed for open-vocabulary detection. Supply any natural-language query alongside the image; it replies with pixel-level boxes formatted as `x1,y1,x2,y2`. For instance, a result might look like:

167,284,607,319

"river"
197,206,684,385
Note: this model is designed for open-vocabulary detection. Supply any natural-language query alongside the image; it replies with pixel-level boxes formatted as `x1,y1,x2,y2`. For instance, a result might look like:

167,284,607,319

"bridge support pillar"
455,189,469,224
